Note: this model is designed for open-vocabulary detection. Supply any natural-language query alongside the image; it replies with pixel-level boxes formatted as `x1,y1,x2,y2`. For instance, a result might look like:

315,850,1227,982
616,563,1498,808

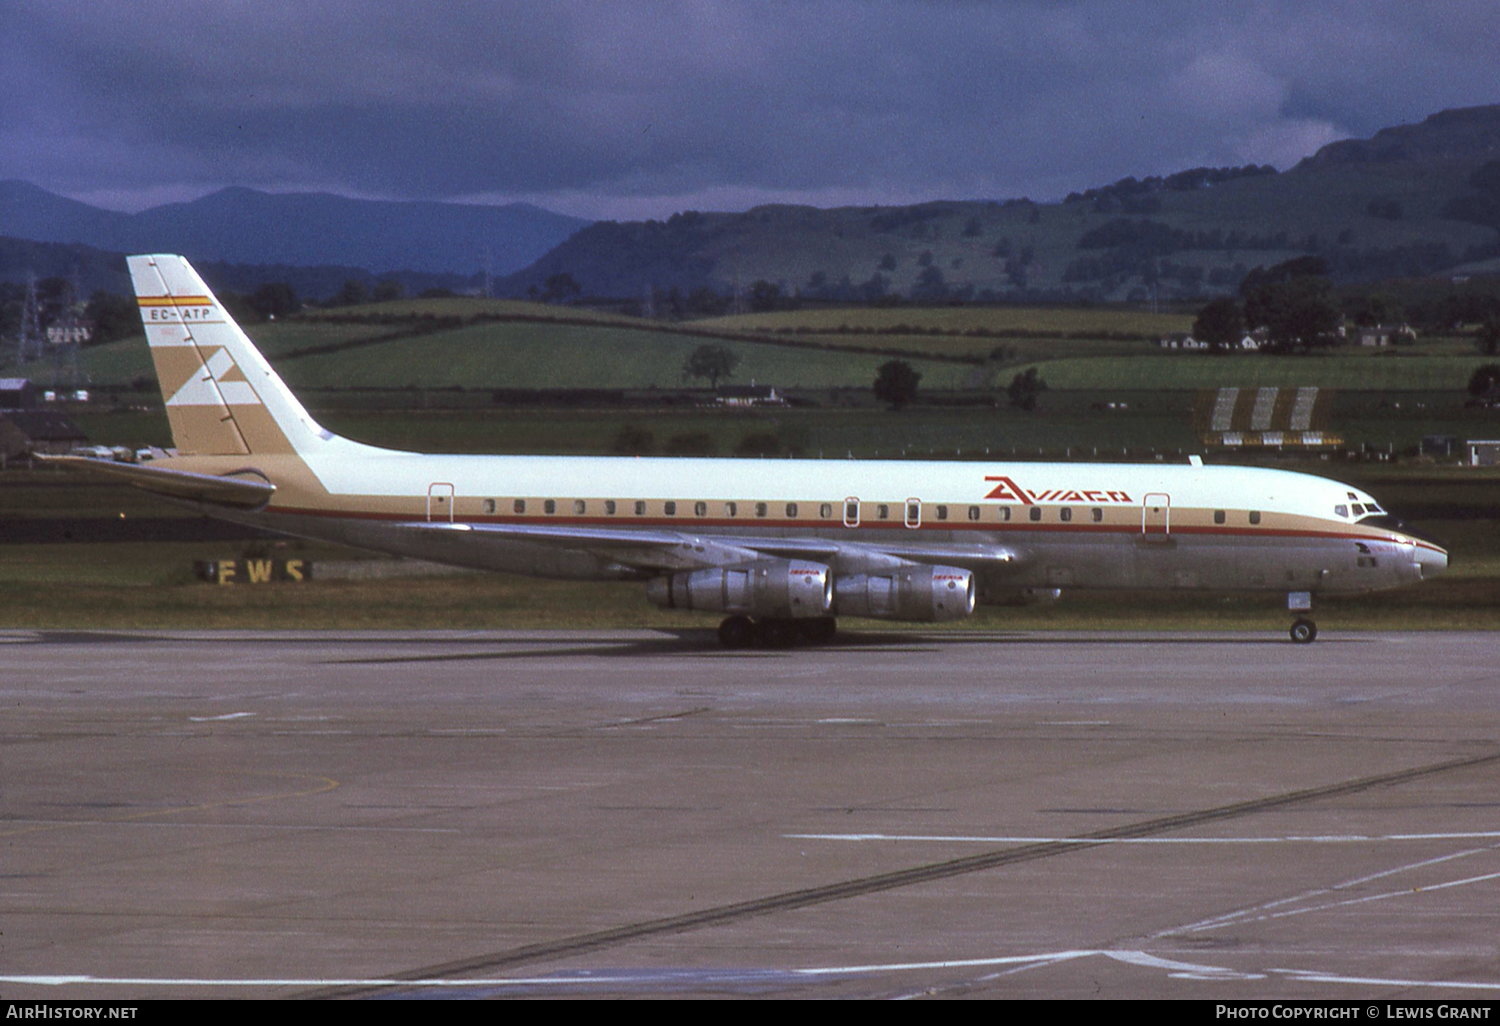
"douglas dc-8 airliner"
46,254,1447,645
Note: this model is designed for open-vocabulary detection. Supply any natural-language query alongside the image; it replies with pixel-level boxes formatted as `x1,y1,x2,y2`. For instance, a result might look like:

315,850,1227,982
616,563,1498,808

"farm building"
0,410,88,460
1,378,38,408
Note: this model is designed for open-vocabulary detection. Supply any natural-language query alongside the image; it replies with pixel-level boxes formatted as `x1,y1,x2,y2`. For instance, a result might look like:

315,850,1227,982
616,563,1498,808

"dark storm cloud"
3,0,1499,219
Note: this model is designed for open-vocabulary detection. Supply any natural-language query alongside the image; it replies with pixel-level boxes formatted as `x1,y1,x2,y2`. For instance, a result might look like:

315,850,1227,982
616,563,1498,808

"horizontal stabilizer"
38,455,276,509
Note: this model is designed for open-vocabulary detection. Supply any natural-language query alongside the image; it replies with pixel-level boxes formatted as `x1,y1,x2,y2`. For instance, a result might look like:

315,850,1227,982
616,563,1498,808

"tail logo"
166,347,261,407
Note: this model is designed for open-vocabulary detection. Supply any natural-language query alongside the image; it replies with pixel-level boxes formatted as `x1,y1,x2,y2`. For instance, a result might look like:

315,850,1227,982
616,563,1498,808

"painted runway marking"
9,948,1500,994
1167,844,1500,935
787,831,1500,844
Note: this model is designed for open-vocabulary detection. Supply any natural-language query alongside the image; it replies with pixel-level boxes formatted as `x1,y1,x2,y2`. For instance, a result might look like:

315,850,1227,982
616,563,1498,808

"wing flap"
401,521,1020,575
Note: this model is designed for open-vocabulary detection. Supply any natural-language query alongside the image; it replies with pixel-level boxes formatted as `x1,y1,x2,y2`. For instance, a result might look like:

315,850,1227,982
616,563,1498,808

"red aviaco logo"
984,475,1133,505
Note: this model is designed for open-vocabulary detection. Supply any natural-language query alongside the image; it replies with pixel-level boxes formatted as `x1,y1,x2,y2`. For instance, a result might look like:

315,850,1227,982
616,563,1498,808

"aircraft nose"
1415,542,1448,580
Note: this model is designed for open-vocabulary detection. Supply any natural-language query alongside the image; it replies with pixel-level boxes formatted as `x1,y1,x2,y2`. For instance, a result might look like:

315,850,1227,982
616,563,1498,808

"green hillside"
274,320,973,391
502,106,1500,305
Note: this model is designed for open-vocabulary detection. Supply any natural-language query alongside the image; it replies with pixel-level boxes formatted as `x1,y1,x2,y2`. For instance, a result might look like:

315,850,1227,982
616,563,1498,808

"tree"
681,344,739,389
1475,317,1500,356
249,282,299,320
748,280,782,312
873,359,921,410
541,272,581,304
1006,367,1048,411
1467,364,1500,404
84,290,141,345
1192,297,1244,352
331,278,368,307
1241,259,1339,353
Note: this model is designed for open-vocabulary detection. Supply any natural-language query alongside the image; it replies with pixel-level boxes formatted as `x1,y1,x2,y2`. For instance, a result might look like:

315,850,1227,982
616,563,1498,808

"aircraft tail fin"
128,254,332,456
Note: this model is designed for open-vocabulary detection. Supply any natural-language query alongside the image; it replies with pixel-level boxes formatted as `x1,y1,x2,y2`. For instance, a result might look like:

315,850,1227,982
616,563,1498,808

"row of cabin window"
475,499,1265,525
480,498,834,518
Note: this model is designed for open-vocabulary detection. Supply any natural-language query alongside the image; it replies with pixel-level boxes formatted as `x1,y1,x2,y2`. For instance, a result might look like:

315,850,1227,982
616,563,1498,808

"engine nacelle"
833,565,976,622
646,559,833,619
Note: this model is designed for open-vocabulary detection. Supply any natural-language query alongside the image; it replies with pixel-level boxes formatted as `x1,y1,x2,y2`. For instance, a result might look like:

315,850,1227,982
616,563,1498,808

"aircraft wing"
35,454,276,509
403,520,1021,574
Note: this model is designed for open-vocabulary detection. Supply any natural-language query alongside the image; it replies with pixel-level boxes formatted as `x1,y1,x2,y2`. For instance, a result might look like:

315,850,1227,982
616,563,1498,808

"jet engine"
646,559,833,619
833,565,976,622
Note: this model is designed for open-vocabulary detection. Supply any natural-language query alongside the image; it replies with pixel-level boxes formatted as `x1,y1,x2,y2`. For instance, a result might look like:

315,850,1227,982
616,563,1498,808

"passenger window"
664,501,676,516
877,504,890,520
514,499,526,514
1060,507,1072,522
1091,508,1103,522
725,501,738,517
694,501,707,517
1214,510,1226,525
968,506,980,521
1029,507,1042,522
785,503,798,518
1249,510,1261,525
819,503,833,519
605,500,617,515
482,499,496,514
544,499,556,515
936,505,949,520
634,500,646,516
573,499,586,515
755,502,768,518
998,507,1011,522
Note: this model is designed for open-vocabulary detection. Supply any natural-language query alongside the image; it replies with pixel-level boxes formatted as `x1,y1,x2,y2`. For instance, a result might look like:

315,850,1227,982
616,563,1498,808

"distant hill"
0,235,473,303
502,105,1500,304
0,183,590,277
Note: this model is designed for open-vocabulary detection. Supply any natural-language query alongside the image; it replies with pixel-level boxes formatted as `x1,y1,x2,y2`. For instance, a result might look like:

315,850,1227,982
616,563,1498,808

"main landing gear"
717,615,837,649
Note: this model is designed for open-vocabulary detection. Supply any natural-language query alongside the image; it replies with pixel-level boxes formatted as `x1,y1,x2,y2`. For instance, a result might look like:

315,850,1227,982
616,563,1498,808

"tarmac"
3,627,1499,1000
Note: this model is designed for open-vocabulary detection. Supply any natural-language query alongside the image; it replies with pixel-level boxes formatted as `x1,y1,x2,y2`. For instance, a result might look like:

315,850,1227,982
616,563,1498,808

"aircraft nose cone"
1416,543,1448,580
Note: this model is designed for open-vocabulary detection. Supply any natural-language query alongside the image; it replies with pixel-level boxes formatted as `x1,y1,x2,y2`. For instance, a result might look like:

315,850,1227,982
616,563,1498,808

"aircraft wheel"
1289,618,1318,644
718,615,756,649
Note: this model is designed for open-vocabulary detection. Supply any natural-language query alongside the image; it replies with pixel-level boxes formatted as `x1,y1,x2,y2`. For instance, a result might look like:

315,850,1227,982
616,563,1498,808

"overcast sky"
4,0,1499,221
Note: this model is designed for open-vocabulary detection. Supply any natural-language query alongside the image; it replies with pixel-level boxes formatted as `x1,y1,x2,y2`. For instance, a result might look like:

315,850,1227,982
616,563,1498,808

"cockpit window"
1335,504,1349,518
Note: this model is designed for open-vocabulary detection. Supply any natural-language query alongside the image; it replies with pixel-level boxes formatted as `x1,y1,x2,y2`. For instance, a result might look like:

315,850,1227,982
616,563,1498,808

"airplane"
43,254,1448,646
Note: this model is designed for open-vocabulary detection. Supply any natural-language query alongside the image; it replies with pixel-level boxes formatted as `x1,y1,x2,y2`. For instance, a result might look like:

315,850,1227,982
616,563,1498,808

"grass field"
18,297,1496,400
700,305,1194,338
1037,351,1500,391
272,321,977,392
60,387,1498,460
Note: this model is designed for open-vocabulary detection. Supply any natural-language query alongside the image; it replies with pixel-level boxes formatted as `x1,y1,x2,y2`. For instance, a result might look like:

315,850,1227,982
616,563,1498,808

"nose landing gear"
1289,617,1318,644
1287,590,1317,644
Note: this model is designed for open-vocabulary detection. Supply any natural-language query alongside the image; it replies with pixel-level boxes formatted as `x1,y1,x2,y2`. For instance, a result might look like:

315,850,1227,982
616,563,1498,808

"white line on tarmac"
9,948,1500,993
1169,845,1500,935
785,831,1500,844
